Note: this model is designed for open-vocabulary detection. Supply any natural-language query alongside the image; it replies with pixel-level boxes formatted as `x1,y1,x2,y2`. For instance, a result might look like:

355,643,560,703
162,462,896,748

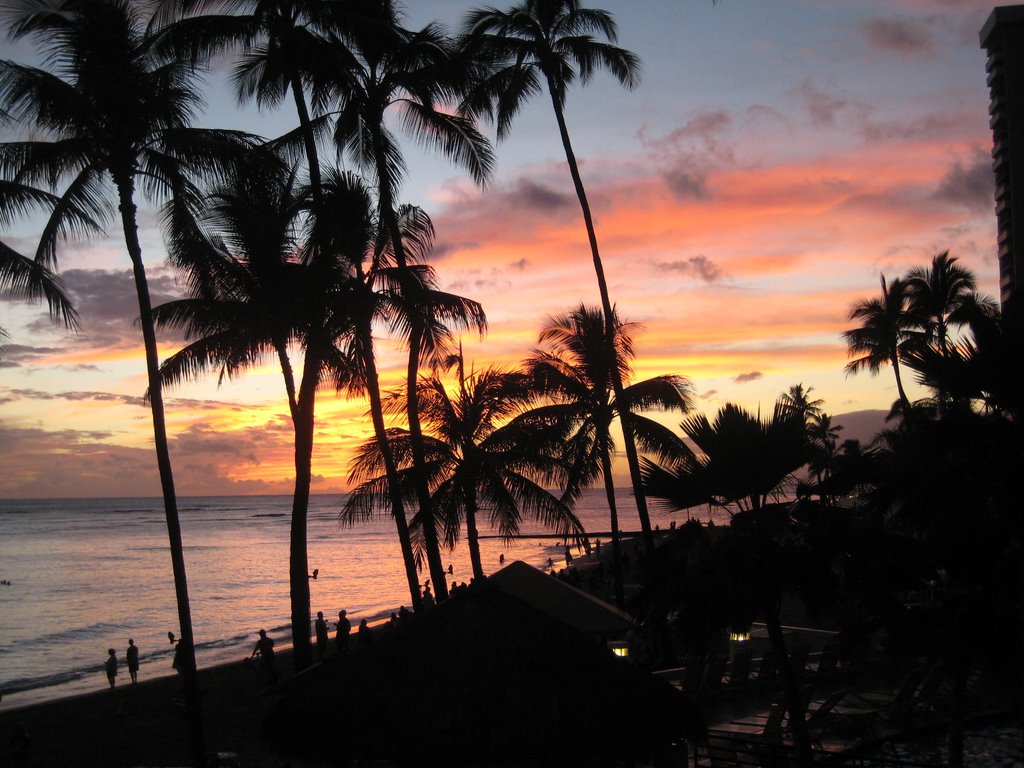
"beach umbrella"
262,581,701,767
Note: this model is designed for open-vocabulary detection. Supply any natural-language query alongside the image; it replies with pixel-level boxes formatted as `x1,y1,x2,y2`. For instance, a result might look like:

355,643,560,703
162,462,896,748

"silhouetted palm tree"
329,4,494,599
346,353,583,581
341,193,486,608
0,2,253,761
642,400,823,767
642,400,809,516
155,150,365,669
461,0,662,554
158,0,350,201
903,303,1024,420
843,275,916,413
0,182,80,345
806,412,842,486
779,383,824,422
905,251,993,354
526,304,692,606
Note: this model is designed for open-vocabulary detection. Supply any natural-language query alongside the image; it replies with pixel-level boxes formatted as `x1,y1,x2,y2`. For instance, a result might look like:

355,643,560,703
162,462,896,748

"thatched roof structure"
488,560,635,636
262,580,701,767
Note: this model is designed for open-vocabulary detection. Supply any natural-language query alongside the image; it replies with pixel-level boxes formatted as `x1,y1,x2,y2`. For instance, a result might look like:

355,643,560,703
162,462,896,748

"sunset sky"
0,0,1004,498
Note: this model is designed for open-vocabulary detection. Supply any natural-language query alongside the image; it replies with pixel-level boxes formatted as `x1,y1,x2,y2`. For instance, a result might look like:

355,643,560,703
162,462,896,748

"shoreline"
0,647,296,767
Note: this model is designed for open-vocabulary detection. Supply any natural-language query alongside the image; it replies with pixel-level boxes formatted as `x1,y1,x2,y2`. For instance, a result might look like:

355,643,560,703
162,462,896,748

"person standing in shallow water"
126,639,139,684
314,611,329,660
104,648,117,689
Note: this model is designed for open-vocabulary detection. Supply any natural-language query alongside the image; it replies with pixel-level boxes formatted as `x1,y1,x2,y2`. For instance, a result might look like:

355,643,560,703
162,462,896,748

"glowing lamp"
608,640,630,658
729,630,751,643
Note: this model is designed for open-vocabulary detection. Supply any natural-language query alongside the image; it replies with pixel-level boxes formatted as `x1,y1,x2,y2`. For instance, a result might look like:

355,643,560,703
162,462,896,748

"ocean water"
0,489,687,711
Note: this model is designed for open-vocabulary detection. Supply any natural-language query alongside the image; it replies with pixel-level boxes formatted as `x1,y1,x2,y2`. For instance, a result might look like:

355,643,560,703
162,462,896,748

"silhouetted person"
564,545,573,564
104,648,117,689
499,553,505,565
126,638,139,684
447,563,453,575
398,606,412,624
315,611,329,660
421,584,436,610
10,722,31,768
251,629,277,687
336,610,351,653
308,568,319,580
358,619,373,647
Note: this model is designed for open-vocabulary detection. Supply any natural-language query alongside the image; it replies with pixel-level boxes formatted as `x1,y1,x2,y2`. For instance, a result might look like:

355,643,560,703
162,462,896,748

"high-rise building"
980,6,1024,308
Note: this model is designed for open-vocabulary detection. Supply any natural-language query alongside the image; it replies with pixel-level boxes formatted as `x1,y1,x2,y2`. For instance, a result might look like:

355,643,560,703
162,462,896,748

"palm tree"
905,251,993,354
525,304,693,606
328,4,494,599
806,411,842,486
338,189,485,609
0,2,258,761
461,0,661,554
346,353,584,582
842,275,917,413
641,400,810,516
0,180,81,345
155,148,357,670
779,383,824,423
641,401,823,768
158,0,357,204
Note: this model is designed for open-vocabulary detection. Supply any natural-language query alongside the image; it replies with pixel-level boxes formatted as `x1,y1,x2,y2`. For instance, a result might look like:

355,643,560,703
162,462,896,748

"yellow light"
608,641,630,657
729,631,751,643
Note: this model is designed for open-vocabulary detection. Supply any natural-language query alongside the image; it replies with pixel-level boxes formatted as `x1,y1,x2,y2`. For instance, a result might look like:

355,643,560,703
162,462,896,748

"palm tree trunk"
406,319,449,601
764,597,814,768
358,320,424,611
289,71,322,202
890,350,912,412
289,363,317,672
372,135,447,602
275,341,298,418
116,179,205,768
600,450,626,609
464,479,485,580
546,88,655,557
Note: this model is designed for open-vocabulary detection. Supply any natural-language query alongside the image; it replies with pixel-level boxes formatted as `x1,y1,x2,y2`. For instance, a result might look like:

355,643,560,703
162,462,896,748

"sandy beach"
0,650,290,768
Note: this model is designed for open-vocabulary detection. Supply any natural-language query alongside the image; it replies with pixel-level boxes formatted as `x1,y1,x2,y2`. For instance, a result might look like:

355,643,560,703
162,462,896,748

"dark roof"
488,560,635,635
263,582,701,767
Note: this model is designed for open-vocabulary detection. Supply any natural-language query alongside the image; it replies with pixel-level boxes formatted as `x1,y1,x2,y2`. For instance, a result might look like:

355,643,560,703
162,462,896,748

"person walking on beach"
251,629,277,687
315,611,329,661
336,610,351,654
104,648,117,689
126,638,139,684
